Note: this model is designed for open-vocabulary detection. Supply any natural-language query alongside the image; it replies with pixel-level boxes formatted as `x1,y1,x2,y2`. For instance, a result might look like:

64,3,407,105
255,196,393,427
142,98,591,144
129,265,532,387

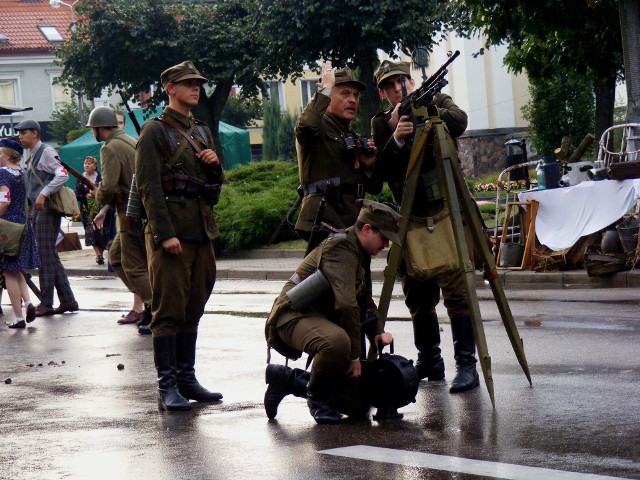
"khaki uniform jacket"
295,92,375,232
265,228,383,361
371,93,467,212
95,129,136,212
135,107,224,245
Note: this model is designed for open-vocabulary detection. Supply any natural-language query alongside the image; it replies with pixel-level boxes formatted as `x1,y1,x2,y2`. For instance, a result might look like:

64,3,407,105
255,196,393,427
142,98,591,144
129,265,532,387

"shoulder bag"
29,160,80,218
0,172,29,257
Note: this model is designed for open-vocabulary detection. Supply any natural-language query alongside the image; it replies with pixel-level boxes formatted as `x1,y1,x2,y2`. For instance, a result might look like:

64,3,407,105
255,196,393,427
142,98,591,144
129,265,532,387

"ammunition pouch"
161,172,222,206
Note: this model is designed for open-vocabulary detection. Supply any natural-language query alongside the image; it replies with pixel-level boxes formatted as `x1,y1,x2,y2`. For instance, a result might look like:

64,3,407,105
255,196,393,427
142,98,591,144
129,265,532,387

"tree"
275,109,297,161
56,0,267,167
522,74,595,157
48,98,91,145
448,0,623,144
220,95,262,128
618,0,640,152
250,0,447,133
261,99,280,161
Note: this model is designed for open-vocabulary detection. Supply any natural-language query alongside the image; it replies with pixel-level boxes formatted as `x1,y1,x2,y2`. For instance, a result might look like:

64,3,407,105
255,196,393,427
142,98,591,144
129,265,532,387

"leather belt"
303,182,364,198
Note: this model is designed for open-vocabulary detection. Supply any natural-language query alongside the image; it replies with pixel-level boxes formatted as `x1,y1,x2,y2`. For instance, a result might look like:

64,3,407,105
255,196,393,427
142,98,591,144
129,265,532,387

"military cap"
334,67,366,91
160,60,208,86
357,199,402,245
0,138,24,156
374,60,411,89
13,119,41,133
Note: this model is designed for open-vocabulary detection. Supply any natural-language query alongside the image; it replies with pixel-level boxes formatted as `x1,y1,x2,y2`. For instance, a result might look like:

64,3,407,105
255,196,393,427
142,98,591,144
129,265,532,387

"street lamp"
49,0,85,124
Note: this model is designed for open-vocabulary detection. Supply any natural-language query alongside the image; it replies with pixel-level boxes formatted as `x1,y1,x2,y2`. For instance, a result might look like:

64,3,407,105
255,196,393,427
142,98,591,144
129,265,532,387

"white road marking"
319,445,626,480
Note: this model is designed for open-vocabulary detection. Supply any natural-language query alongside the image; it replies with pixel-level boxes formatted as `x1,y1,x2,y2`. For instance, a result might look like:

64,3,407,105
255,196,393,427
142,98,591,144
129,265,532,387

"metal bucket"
499,243,525,267
616,221,640,254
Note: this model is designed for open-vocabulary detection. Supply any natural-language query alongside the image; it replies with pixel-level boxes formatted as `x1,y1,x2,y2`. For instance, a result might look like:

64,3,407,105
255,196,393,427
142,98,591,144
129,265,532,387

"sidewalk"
58,243,640,289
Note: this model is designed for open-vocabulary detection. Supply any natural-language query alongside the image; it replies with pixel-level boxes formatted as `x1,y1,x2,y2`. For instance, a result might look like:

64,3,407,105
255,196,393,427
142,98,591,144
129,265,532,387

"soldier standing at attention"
370,60,479,393
135,61,224,411
88,106,153,334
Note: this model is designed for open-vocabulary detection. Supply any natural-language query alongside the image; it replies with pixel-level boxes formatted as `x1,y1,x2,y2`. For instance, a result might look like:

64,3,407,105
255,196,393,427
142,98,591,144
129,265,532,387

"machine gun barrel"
119,91,142,135
57,157,96,190
399,50,460,116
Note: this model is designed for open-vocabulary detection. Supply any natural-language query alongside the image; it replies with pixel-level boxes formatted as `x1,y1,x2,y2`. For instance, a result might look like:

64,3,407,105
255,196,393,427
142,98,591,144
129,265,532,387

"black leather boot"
307,370,341,425
413,312,445,381
264,365,309,419
175,332,223,402
449,316,480,393
153,336,191,411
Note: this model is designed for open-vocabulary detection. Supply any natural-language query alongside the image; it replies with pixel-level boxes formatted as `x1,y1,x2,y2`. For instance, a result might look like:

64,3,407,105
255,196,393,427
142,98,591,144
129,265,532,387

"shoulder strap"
158,115,203,153
28,160,45,188
110,134,137,150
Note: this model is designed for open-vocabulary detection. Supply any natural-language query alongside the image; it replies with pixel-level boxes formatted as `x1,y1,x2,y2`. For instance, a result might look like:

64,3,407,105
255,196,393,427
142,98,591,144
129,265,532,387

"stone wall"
458,127,537,178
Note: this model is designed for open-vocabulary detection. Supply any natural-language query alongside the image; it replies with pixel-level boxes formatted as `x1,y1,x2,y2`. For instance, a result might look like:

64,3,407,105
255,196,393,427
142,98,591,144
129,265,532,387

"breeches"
278,315,351,376
146,234,216,337
109,214,151,304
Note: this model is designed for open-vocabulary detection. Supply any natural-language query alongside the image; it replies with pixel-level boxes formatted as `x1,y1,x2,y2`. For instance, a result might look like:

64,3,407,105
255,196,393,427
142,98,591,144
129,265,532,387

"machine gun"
397,50,460,121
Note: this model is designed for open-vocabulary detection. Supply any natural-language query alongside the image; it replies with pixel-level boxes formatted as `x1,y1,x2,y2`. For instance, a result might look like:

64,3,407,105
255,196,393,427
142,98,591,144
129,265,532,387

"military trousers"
109,211,152,305
277,314,351,377
146,234,216,337
277,314,369,417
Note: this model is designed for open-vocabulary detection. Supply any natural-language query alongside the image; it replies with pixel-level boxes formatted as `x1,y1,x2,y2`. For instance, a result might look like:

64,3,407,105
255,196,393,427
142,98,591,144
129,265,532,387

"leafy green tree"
522,74,595,157
448,0,623,143
48,98,91,145
618,0,640,124
56,0,267,167
221,95,262,128
250,0,447,129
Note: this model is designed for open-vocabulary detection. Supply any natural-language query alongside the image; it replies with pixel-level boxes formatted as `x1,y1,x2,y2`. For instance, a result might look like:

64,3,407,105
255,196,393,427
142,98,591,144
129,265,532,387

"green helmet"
86,106,118,128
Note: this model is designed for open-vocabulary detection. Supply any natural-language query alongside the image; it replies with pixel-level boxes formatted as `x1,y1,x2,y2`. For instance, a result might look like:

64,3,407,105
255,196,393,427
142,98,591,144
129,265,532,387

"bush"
215,161,300,251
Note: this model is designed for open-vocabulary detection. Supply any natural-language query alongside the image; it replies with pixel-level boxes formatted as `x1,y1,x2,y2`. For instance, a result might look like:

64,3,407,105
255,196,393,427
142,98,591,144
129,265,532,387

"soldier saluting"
135,61,224,411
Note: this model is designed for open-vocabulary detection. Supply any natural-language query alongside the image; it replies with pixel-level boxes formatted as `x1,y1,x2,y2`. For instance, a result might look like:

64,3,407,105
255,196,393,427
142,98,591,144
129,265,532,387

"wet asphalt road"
1,277,639,480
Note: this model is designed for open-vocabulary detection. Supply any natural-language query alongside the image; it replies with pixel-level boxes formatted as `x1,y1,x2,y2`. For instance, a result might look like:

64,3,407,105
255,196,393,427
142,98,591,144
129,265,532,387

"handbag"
0,217,26,257
403,206,459,280
29,160,80,217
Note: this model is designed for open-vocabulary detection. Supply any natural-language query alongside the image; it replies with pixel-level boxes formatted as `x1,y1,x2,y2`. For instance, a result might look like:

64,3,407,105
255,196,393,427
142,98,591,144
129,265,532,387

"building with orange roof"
0,0,75,140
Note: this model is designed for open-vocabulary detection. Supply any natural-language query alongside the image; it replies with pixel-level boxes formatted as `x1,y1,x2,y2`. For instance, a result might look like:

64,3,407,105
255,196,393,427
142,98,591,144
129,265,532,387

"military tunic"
295,91,376,233
266,228,383,372
135,107,224,336
96,129,151,305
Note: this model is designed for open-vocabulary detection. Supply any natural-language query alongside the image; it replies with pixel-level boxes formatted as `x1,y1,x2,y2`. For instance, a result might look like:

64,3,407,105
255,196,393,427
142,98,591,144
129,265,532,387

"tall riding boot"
264,365,309,419
306,370,341,425
175,332,223,402
449,316,480,393
413,312,445,381
153,336,191,411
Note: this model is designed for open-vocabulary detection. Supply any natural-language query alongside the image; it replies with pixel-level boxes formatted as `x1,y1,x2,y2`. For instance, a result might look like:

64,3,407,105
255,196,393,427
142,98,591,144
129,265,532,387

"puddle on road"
523,317,634,331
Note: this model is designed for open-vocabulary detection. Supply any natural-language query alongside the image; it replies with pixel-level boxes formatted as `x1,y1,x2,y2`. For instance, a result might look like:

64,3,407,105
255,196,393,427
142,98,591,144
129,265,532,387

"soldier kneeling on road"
264,200,417,424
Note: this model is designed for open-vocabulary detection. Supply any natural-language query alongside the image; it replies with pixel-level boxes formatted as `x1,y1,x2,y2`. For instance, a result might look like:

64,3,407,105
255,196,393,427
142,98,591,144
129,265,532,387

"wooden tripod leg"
435,126,495,408
21,271,42,302
445,135,533,387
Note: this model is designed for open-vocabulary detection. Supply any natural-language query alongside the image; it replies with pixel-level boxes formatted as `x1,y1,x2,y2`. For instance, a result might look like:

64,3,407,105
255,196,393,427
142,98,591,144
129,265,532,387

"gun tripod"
377,107,532,407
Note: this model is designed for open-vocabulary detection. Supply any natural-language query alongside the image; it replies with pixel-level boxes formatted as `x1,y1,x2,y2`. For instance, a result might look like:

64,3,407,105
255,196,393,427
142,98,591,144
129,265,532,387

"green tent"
59,107,251,188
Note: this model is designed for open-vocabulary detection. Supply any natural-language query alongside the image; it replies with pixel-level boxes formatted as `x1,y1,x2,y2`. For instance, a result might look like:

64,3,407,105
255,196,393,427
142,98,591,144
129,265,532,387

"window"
0,78,19,106
263,80,284,109
0,32,9,46
48,72,72,110
300,79,319,109
38,26,64,43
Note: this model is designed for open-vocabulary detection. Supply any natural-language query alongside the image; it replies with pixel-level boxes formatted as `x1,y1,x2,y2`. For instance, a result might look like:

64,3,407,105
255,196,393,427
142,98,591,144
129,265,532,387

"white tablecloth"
518,179,640,250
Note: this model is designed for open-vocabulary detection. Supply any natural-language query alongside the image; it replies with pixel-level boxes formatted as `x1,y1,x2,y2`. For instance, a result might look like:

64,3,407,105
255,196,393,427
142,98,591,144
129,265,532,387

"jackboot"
413,312,445,381
449,316,480,393
306,370,341,425
264,364,309,419
175,332,223,402
153,336,191,411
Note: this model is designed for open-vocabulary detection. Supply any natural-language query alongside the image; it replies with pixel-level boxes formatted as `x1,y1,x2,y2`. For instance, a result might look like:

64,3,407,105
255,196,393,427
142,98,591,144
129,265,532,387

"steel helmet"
86,106,118,128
